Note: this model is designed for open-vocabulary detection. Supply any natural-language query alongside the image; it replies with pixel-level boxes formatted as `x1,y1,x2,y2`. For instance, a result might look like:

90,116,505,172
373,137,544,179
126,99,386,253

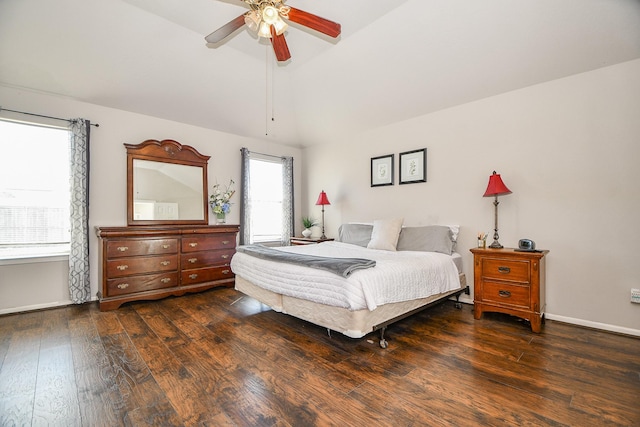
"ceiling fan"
205,0,341,62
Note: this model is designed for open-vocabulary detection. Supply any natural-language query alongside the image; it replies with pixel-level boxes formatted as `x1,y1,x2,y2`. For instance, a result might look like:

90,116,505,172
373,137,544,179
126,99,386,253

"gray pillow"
396,225,454,255
338,224,373,247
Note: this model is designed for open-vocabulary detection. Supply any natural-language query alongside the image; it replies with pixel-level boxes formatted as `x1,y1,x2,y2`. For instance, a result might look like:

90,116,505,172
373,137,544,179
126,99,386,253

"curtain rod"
241,148,288,160
0,107,100,127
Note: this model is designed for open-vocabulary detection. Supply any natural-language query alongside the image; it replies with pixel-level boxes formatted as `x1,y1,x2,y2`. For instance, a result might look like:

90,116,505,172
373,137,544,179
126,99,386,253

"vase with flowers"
210,179,235,224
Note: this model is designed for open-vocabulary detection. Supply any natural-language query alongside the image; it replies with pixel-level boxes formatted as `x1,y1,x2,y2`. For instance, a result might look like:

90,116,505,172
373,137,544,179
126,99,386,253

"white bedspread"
230,241,461,311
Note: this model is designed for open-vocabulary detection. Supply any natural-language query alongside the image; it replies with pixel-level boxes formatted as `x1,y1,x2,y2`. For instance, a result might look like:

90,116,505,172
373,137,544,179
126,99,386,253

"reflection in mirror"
126,139,210,226
133,159,204,221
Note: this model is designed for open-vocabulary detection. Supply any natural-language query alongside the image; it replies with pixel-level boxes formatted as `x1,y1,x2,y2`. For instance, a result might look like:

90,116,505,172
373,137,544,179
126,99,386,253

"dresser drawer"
482,281,531,309
107,238,178,258
181,249,235,269
181,266,234,285
106,272,178,296
481,258,530,283
106,254,178,277
182,234,236,252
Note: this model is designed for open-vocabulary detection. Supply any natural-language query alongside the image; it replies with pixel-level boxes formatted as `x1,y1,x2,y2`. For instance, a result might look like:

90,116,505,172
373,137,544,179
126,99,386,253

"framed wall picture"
371,154,394,187
399,148,427,184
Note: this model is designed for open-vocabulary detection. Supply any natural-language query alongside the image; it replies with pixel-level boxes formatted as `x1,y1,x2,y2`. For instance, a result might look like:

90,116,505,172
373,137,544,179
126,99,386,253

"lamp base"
489,240,503,249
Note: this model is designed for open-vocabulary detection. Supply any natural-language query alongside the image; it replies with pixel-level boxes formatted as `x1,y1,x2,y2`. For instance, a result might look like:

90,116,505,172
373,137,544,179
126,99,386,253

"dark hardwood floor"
0,287,638,426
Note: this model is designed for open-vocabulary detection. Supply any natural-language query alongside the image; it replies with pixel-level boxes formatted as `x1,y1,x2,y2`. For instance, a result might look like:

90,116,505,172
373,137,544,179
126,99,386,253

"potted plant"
301,216,318,237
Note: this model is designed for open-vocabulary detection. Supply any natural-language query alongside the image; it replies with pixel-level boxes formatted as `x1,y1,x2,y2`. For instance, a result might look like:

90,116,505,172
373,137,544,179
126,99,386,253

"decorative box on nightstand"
289,237,334,246
470,247,549,332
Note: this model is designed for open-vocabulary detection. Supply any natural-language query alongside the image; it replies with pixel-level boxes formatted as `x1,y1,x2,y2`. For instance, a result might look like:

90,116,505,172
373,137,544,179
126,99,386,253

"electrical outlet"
631,288,640,304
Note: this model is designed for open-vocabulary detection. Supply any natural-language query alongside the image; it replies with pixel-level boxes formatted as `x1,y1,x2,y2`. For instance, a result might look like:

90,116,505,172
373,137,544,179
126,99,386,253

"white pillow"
367,218,404,251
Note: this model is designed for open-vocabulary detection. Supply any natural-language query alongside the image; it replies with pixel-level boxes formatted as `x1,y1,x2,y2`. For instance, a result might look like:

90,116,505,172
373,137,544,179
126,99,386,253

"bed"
230,221,468,347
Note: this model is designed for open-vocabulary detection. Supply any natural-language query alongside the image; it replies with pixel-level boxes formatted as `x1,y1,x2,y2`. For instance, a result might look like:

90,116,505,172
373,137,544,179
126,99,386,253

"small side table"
290,237,334,246
470,247,548,332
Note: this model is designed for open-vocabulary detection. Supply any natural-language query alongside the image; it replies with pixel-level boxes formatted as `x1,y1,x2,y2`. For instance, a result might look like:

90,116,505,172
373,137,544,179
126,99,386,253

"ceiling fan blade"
205,15,246,44
287,7,341,38
270,26,291,62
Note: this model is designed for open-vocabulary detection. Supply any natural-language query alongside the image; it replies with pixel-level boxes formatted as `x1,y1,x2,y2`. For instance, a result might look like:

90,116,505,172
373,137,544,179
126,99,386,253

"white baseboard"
545,313,640,337
452,297,640,337
0,296,98,316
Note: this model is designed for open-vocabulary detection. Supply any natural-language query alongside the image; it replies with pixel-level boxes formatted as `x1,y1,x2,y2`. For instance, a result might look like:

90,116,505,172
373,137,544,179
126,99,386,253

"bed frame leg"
379,327,388,349
454,290,464,309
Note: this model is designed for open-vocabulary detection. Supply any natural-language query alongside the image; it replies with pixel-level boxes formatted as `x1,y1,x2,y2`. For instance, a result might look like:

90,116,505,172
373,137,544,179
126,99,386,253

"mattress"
230,241,462,311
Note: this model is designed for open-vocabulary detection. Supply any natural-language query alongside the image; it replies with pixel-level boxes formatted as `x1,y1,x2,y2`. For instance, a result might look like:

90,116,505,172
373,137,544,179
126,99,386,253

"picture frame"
399,148,427,184
371,154,394,187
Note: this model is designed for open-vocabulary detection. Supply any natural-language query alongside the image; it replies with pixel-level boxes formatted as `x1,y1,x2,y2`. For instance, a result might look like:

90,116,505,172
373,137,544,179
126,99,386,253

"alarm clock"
518,239,536,251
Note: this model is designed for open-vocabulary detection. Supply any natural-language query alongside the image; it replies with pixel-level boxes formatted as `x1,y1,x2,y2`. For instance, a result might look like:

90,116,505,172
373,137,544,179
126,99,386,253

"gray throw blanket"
236,244,376,278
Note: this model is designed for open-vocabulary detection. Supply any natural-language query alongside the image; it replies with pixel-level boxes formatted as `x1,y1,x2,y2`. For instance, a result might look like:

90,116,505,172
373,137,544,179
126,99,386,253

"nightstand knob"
498,266,511,274
499,290,511,298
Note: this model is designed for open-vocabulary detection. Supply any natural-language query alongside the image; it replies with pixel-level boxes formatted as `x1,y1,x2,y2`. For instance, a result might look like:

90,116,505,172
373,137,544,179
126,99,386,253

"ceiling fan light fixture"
244,10,261,32
258,21,272,38
262,6,279,24
272,16,288,35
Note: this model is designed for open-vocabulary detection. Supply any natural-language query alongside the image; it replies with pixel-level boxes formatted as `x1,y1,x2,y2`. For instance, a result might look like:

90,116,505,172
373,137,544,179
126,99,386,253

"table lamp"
483,171,512,249
315,190,330,239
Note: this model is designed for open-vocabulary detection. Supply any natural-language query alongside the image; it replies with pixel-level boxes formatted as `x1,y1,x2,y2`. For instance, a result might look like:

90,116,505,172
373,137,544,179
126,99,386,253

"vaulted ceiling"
1,0,639,147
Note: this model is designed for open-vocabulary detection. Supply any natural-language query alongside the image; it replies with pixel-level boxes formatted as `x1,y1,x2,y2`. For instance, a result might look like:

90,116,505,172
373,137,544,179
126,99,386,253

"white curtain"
239,148,294,246
68,119,91,303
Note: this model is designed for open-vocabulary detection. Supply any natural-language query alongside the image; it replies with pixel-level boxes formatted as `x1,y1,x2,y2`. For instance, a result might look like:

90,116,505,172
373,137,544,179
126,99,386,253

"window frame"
0,118,71,262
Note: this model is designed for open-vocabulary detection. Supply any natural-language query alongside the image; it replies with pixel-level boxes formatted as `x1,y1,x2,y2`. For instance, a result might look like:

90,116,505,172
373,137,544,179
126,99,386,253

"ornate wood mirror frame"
126,139,210,226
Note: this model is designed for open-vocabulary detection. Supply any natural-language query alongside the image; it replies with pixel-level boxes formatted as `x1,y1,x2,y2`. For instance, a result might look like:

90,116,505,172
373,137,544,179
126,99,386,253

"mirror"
126,139,210,225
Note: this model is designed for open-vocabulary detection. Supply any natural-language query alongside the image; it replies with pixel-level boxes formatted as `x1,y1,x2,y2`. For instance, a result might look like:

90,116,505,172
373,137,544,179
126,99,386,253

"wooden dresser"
96,225,239,311
470,247,548,332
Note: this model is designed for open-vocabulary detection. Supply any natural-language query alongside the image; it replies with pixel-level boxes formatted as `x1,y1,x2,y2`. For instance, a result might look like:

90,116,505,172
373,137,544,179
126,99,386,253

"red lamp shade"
483,171,512,197
315,190,331,206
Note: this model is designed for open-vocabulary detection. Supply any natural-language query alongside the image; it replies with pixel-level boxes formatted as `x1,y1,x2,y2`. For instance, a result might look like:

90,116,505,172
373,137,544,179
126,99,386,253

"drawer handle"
499,290,511,298
117,246,128,252
161,278,171,284
116,265,128,271
188,258,198,263
222,269,230,275
189,242,198,248
222,240,230,245
189,274,198,279
498,266,511,274
160,261,170,266
117,283,129,289
221,254,230,259
162,244,170,249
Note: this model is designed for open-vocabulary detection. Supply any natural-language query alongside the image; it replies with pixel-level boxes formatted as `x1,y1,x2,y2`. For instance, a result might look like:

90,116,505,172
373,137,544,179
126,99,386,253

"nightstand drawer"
482,281,530,309
482,258,530,283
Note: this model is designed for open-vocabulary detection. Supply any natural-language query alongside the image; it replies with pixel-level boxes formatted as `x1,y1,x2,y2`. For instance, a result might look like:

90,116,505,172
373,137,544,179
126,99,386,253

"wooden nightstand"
289,237,334,246
470,247,549,332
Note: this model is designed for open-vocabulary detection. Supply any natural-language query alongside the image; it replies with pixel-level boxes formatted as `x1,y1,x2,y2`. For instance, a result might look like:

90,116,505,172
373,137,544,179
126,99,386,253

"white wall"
0,85,303,314
302,59,640,335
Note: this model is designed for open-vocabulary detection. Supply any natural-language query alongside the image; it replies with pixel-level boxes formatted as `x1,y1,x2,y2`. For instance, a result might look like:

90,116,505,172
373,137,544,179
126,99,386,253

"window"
0,120,71,259
249,158,284,243
240,148,294,246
